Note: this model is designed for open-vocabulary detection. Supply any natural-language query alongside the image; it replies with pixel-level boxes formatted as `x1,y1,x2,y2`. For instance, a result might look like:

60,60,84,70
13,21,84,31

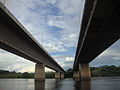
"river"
0,77,120,90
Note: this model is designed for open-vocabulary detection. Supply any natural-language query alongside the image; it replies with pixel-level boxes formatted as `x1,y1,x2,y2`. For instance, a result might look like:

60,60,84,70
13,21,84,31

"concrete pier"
73,71,80,79
80,63,91,80
35,64,45,82
60,73,64,79
55,72,61,79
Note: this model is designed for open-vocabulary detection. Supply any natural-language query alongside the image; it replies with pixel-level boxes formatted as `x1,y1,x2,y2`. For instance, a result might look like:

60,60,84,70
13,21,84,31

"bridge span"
73,0,120,80
0,2,65,81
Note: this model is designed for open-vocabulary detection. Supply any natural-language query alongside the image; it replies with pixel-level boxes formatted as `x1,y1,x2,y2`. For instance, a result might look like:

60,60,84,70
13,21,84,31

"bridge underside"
0,2,64,81
74,0,120,70
73,0,120,80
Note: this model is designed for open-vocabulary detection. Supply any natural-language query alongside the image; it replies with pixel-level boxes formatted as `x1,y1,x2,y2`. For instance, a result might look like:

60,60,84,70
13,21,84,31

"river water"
0,77,120,90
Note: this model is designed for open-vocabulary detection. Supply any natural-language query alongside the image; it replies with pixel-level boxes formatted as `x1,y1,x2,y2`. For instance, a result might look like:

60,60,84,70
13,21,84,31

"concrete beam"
80,63,91,80
55,72,61,79
0,2,65,73
73,0,120,71
35,64,45,82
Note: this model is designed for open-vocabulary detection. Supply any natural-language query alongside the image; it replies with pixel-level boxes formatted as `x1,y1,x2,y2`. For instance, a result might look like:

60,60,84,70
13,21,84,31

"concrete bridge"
0,2,65,81
73,0,120,80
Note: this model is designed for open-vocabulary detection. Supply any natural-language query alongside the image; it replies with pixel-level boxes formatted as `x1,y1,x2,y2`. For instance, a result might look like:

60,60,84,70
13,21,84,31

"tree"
22,72,29,78
65,68,73,78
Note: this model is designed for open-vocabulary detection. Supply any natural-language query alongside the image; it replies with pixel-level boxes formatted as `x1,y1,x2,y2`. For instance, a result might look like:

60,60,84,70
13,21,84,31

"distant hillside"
91,65,120,77
64,65,120,78
0,65,120,78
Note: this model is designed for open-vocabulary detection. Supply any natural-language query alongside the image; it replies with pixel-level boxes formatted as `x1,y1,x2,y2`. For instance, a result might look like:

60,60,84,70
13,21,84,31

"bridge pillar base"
35,63,45,82
80,63,91,80
60,73,64,79
55,72,61,79
73,71,80,80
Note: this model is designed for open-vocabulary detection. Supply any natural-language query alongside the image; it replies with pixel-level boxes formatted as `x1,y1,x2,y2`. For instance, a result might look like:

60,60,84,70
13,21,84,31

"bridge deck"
74,0,120,70
0,2,64,73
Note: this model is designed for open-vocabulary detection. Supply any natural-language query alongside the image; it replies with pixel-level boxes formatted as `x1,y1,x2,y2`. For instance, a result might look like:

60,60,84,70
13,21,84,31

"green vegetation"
64,68,73,78
91,65,120,77
0,65,120,78
64,65,120,78
0,71,34,78
45,72,55,78
0,71,55,78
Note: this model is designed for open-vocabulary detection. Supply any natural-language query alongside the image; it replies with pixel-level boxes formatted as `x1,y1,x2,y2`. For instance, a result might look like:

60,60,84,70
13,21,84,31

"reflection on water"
35,79,90,90
0,77,120,90
75,81,90,90
35,82,45,90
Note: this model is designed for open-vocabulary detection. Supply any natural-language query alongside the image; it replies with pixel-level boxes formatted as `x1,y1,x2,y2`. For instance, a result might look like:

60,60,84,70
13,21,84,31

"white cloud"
44,42,66,52
52,55,74,70
0,49,55,72
57,0,85,15
99,49,120,57
48,20,65,28
45,67,54,72
0,49,35,72
112,56,120,60
65,57,74,61
47,0,56,5
19,66,35,73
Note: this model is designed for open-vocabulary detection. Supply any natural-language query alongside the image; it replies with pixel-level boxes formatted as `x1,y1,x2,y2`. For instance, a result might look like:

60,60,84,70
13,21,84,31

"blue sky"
0,0,120,72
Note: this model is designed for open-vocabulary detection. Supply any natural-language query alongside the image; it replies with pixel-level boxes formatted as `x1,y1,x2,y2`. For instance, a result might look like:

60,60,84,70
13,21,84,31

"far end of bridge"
35,63,64,82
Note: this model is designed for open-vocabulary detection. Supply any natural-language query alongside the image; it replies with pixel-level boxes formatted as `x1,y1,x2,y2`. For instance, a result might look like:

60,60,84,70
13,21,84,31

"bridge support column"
60,73,64,79
55,71,61,79
73,71,80,79
80,63,91,80
35,63,45,82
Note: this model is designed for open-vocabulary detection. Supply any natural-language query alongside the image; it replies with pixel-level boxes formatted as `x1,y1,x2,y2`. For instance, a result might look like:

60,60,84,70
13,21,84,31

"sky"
0,0,120,72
